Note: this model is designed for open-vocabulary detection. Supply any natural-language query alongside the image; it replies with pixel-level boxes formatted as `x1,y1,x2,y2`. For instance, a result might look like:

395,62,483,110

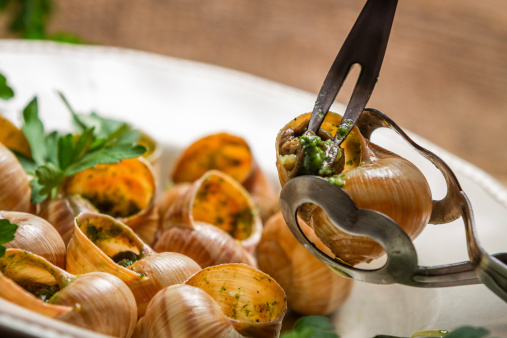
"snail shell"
0,142,31,213
257,212,353,315
0,249,137,338
162,170,263,254
139,285,242,338
66,212,201,317
61,157,159,245
154,222,256,268
38,194,96,245
139,264,287,338
276,112,432,265
0,211,66,268
170,132,277,221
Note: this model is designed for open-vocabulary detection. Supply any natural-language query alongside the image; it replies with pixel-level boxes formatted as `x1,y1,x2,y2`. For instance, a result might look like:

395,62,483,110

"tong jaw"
280,108,507,302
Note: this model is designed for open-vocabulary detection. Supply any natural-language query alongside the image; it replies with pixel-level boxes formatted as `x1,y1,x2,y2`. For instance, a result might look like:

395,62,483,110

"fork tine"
308,0,398,144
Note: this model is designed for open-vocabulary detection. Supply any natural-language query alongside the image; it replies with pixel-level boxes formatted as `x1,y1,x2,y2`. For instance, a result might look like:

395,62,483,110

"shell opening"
63,158,155,219
77,215,145,266
172,133,254,184
185,264,286,324
0,251,63,303
192,173,255,240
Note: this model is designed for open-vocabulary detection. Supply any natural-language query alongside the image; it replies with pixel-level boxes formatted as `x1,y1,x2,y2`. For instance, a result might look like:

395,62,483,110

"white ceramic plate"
0,40,506,337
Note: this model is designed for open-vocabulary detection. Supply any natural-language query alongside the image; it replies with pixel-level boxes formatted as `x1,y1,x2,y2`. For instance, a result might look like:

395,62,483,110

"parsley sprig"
0,219,18,257
18,96,146,203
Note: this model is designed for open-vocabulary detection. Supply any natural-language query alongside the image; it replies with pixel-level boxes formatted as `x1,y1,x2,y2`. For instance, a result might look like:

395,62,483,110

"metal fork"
279,0,507,302
308,0,397,144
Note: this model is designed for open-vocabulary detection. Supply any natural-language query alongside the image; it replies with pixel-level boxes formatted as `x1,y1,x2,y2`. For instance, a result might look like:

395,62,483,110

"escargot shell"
0,249,137,337
61,157,159,245
161,170,262,254
257,212,353,314
66,212,201,317
139,264,287,338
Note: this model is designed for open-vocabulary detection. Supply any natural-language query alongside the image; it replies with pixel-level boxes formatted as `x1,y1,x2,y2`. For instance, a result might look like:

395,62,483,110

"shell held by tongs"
276,112,432,266
138,264,287,338
280,108,507,302
0,248,137,338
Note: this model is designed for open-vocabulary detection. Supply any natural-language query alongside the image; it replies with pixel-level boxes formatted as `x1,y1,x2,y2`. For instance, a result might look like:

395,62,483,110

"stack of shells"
0,120,359,337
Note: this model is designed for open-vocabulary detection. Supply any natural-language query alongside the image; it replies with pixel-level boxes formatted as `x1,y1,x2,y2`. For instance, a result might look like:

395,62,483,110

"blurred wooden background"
2,0,507,185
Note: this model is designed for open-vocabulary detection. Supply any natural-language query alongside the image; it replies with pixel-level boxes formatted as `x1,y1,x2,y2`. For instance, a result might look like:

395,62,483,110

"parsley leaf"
58,92,140,144
0,219,18,257
21,97,46,165
33,162,64,200
0,72,14,99
65,143,146,176
282,316,339,338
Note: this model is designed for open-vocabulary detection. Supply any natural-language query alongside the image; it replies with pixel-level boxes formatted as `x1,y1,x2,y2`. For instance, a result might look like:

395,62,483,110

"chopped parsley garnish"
299,132,341,176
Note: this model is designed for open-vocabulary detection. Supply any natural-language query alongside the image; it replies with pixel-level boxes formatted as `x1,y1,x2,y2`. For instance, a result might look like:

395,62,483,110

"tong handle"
308,0,398,144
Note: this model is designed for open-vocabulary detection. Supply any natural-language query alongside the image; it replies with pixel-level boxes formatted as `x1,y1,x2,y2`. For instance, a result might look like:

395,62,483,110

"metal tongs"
279,0,507,302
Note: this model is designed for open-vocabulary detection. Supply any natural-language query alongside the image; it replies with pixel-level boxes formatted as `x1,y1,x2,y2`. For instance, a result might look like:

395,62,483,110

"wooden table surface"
2,0,507,186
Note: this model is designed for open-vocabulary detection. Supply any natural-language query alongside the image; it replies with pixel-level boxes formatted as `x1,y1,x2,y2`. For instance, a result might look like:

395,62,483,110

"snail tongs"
278,0,507,302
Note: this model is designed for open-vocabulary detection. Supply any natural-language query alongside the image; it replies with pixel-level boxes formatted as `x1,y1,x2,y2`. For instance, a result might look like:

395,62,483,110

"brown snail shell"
154,222,256,268
138,284,242,338
0,249,137,337
257,212,353,315
170,132,277,221
0,211,66,268
0,142,31,213
66,212,201,317
138,264,287,338
276,112,432,265
38,194,96,246
161,170,263,254
61,157,159,245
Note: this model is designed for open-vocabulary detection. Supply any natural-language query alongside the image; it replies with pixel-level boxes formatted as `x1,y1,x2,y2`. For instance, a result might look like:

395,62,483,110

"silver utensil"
279,0,507,302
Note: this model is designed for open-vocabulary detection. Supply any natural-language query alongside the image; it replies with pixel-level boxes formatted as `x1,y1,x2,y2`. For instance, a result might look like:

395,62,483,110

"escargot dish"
276,112,433,266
